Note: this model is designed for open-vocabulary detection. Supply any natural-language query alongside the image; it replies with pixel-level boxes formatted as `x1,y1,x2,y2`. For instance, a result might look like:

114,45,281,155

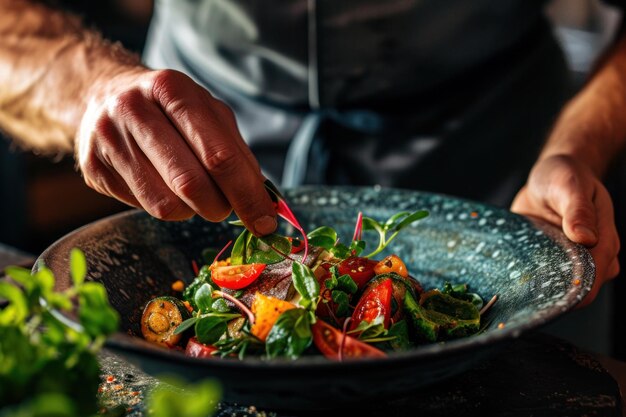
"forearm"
539,32,626,177
0,0,142,154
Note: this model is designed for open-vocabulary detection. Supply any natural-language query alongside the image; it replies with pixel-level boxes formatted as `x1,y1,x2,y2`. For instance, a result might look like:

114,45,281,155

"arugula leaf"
307,226,337,250
265,309,312,359
291,262,320,310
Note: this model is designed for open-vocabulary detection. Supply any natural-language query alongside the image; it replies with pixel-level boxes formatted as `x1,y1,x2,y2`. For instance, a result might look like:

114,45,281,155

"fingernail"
574,225,597,242
254,215,277,236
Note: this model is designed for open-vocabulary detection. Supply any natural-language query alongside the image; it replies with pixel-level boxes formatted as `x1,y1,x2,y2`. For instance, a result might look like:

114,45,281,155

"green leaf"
265,309,312,359
291,262,320,309
0,282,28,325
230,229,249,266
336,274,358,294
349,315,387,341
361,217,383,233
173,317,198,335
70,248,87,287
392,210,429,232
307,226,337,250
147,377,221,417
211,298,230,313
194,283,214,313
329,243,351,259
4,266,33,288
331,290,349,306
78,282,119,337
387,320,412,350
348,240,366,256
34,267,55,296
248,234,292,264
384,211,411,230
195,316,228,345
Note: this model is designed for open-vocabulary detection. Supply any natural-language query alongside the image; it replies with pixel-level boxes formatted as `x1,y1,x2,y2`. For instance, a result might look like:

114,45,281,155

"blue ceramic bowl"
37,186,594,409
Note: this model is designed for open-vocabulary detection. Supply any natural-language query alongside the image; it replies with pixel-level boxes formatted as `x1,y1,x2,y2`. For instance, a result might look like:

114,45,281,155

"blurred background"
0,0,624,356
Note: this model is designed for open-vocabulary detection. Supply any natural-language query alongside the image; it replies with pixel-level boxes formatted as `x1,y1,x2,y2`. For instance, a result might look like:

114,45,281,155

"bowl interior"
38,186,594,363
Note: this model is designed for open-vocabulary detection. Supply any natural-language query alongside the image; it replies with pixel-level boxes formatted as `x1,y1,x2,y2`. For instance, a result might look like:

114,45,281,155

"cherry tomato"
211,263,266,290
349,277,393,331
374,254,409,277
185,337,218,358
337,257,378,289
312,320,386,360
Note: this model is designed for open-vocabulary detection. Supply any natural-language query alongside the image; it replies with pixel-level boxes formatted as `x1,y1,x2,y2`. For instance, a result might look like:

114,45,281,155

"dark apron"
144,0,569,207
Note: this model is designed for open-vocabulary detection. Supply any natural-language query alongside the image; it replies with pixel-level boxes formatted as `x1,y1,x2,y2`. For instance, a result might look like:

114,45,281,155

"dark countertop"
97,333,624,417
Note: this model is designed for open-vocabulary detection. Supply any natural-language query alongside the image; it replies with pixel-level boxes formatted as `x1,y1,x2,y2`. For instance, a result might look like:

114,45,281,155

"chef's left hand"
511,154,620,306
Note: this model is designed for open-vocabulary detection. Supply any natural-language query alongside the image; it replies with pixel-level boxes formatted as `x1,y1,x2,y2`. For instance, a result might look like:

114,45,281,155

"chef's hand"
511,155,619,306
76,68,277,236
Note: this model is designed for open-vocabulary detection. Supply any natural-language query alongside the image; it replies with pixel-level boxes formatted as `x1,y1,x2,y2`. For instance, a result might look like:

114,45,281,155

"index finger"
148,70,277,235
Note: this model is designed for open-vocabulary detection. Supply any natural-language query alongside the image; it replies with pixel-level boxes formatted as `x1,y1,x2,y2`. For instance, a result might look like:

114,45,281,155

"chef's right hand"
76,68,277,236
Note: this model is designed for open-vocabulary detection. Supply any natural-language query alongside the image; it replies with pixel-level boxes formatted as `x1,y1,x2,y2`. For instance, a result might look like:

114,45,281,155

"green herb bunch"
0,249,119,416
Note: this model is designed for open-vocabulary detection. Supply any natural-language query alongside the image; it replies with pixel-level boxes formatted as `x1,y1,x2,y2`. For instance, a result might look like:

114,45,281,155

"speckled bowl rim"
37,186,595,372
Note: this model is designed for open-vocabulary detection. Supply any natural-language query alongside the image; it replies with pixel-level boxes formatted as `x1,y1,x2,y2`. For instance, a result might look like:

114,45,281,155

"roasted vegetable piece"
405,291,481,342
312,320,386,360
337,256,378,289
349,277,393,332
251,293,296,341
141,296,191,347
374,254,409,277
185,337,218,358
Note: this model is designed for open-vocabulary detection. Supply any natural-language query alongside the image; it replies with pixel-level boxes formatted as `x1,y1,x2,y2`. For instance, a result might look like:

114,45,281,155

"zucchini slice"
141,296,191,347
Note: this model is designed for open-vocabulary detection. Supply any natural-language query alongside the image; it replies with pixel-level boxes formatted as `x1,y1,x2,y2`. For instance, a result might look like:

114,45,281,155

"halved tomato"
312,320,386,360
349,277,393,331
185,337,218,358
337,256,378,289
211,263,266,290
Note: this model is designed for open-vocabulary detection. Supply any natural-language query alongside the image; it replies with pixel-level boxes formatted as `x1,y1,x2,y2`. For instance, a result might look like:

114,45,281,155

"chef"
0,0,623,306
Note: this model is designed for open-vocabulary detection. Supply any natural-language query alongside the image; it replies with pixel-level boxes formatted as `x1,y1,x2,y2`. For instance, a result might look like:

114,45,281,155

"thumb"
553,184,599,247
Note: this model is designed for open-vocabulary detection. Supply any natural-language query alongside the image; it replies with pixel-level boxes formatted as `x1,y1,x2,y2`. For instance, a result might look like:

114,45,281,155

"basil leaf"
265,309,312,359
195,316,228,345
291,262,320,309
70,248,87,287
194,283,214,313
230,229,249,265
174,316,198,335
307,226,337,250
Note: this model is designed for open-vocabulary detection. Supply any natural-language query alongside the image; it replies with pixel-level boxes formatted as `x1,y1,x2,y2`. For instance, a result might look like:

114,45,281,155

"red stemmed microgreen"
264,180,309,261
211,240,233,267
212,290,255,325
352,211,363,242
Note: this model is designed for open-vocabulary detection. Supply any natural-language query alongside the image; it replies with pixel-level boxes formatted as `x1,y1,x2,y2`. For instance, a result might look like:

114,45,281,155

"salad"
140,184,495,361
